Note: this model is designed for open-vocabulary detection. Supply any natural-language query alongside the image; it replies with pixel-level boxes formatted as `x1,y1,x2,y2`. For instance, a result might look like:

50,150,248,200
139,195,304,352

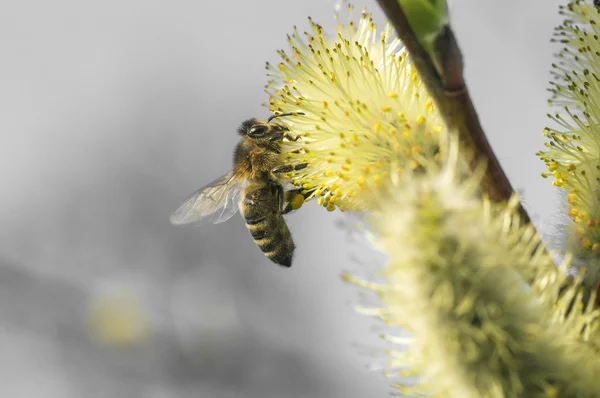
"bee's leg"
281,188,303,214
281,187,315,215
269,183,285,213
283,133,302,142
272,163,309,175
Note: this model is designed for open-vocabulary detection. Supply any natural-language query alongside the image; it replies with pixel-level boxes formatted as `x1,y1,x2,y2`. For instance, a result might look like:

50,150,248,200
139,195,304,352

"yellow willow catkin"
539,1,600,276
265,5,445,213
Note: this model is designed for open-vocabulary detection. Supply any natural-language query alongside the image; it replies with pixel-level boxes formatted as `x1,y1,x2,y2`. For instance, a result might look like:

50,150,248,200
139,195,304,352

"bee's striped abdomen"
240,184,295,267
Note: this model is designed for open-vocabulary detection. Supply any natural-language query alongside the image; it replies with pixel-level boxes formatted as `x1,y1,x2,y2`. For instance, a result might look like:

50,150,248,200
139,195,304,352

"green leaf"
398,0,448,54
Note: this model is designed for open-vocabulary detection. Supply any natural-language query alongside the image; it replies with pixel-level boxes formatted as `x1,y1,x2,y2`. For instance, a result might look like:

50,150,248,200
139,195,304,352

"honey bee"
170,113,309,267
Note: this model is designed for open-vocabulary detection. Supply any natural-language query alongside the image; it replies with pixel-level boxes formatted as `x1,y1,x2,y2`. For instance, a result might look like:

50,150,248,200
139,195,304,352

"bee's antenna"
267,112,305,123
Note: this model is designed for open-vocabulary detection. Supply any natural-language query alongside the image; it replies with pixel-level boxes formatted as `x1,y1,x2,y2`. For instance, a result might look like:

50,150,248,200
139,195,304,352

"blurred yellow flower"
86,288,150,347
346,141,598,397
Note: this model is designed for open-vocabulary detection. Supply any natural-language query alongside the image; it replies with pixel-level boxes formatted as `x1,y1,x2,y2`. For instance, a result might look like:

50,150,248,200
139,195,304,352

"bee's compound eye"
249,124,268,137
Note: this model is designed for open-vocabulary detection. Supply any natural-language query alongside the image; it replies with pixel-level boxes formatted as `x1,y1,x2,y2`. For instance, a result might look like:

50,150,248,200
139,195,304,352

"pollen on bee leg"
291,194,305,210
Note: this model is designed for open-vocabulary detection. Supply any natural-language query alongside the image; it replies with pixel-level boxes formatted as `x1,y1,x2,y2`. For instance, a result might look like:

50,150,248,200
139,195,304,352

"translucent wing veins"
170,171,247,226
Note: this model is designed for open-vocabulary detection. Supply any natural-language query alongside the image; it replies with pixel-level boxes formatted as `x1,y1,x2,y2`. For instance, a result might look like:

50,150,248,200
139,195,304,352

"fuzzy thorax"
265,5,446,212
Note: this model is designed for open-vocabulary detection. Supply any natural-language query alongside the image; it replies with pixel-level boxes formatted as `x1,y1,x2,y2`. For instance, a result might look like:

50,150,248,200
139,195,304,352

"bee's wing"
170,171,248,226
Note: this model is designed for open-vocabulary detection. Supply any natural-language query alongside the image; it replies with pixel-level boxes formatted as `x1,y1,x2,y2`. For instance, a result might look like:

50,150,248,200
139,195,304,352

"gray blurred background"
0,0,565,397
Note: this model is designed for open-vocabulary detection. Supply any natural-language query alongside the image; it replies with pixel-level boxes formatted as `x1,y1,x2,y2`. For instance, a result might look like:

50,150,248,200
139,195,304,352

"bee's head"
239,119,274,139
238,113,304,141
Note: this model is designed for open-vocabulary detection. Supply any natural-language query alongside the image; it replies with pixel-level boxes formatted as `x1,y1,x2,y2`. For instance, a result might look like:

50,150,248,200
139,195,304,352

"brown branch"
376,0,530,224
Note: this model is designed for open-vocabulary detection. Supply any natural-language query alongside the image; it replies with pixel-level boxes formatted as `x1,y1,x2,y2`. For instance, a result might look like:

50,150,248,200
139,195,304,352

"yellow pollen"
425,100,434,114
402,129,410,139
416,115,426,125
411,146,422,155
314,189,322,197
290,194,305,210
582,237,592,249
330,183,339,191
318,197,324,205
372,174,382,186
569,208,578,217
544,386,558,398
323,101,328,109
325,170,335,177
334,188,342,196
381,106,391,112
302,183,313,189
388,127,396,135
374,123,382,132
342,165,351,171
388,92,398,98
327,204,336,212
345,158,352,164
588,219,597,228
